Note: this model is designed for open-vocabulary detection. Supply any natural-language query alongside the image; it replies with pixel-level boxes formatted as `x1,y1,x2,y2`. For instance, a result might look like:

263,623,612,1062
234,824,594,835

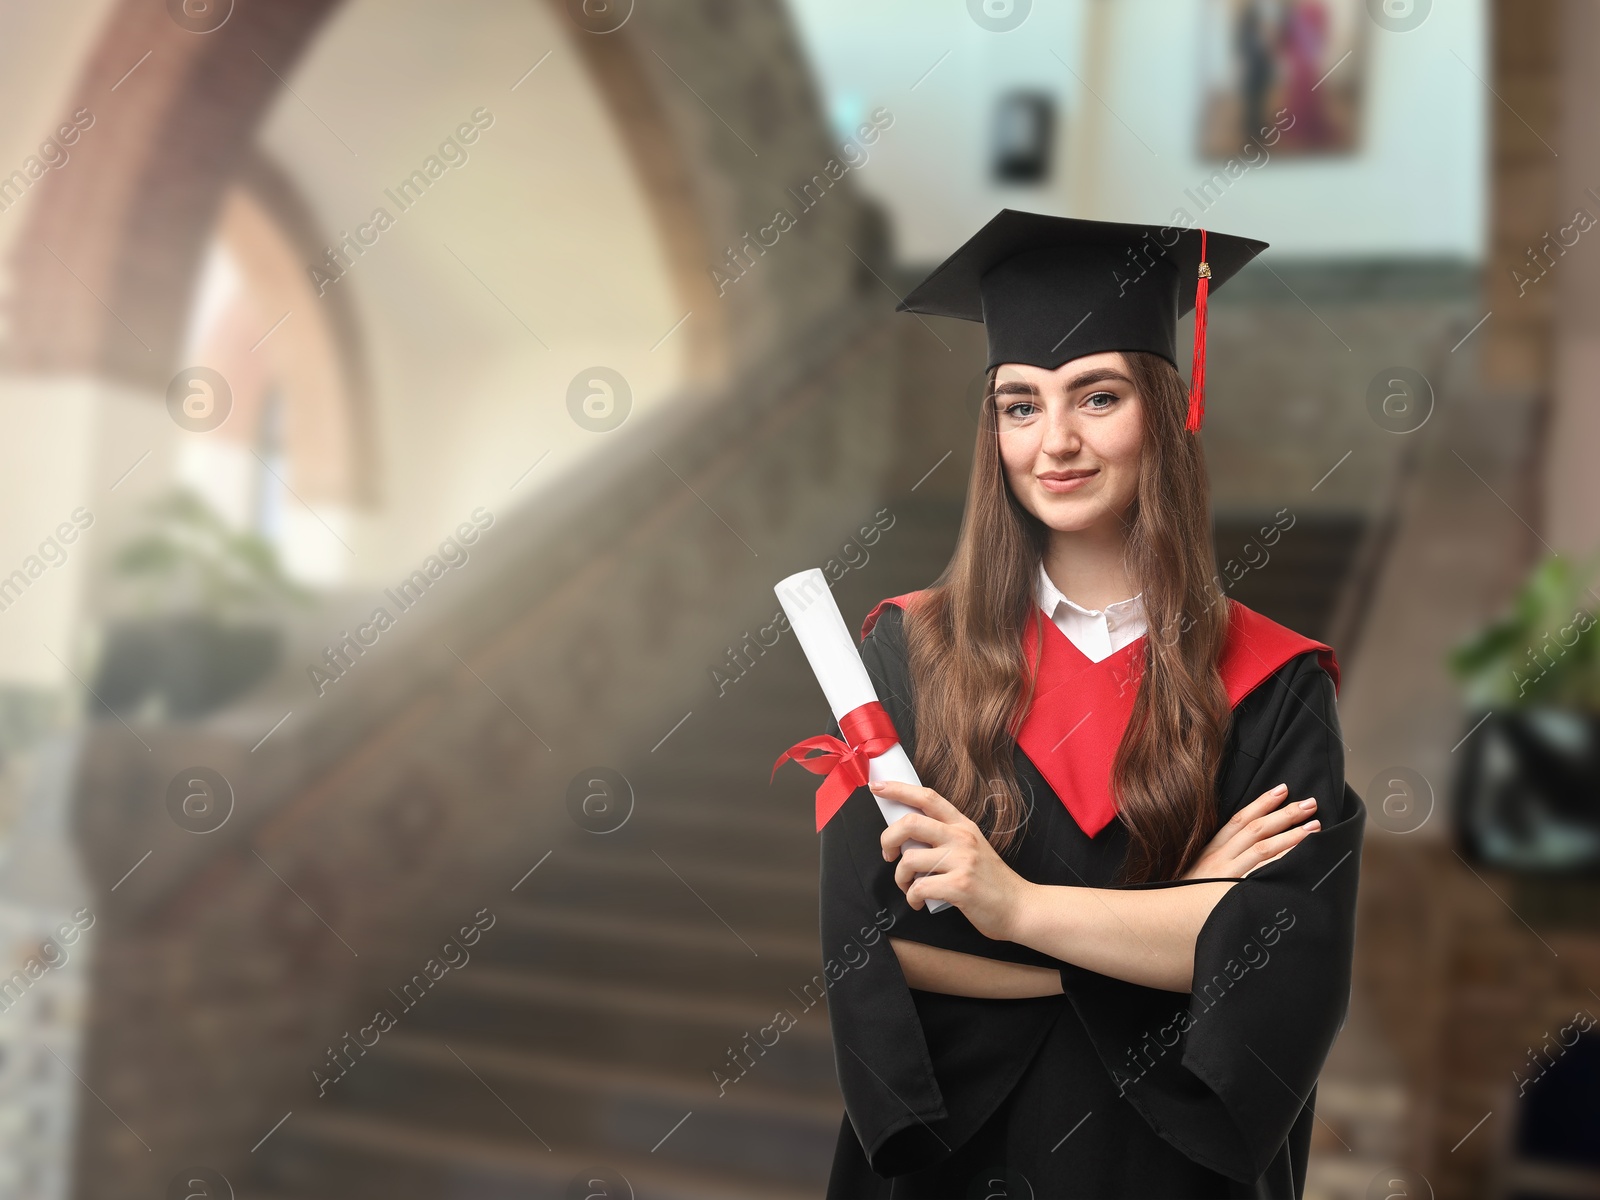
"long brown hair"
899,350,1231,883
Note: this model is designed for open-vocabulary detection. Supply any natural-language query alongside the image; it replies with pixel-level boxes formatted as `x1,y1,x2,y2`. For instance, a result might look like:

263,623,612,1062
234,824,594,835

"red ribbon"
771,699,902,832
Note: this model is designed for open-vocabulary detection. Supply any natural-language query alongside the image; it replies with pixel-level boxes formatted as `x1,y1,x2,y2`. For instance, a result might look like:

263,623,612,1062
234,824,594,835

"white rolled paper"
775,568,950,914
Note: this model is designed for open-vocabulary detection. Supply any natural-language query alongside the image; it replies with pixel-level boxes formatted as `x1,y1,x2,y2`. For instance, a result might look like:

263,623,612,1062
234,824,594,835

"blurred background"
0,0,1594,1197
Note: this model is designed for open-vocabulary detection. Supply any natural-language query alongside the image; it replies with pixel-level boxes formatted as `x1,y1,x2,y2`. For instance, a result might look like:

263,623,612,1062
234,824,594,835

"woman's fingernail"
1272,783,1288,795
1304,820,1320,830
868,781,883,791
1299,799,1316,809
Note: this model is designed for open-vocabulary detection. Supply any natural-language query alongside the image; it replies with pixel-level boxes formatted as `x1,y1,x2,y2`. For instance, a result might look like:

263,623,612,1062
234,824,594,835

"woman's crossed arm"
878,781,1320,996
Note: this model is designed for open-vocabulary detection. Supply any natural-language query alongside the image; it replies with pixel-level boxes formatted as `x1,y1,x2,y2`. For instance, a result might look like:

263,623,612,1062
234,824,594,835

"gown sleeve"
816,619,950,1170
816,611,1064,1177
1056,649,1366,1185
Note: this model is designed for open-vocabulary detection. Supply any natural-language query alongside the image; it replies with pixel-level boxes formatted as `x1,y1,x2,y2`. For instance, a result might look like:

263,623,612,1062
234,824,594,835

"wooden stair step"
322,1029,841,1172
259,1106,831,1200
480,904,825,1000
403,964,837,1085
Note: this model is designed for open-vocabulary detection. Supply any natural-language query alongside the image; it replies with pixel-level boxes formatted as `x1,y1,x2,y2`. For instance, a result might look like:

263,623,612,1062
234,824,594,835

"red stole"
859,592,1340,839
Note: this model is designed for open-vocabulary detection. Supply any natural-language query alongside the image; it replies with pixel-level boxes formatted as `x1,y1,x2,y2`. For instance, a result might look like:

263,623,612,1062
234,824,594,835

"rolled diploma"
775,568,950,914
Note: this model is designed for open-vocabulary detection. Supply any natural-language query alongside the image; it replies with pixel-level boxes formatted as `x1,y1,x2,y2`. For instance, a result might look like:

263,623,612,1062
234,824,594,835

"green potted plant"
94,487,313,720
1447,550,1600,873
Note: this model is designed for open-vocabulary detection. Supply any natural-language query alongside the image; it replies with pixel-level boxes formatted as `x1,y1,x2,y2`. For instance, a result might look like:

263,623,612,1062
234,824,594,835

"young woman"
800,212,1366,1198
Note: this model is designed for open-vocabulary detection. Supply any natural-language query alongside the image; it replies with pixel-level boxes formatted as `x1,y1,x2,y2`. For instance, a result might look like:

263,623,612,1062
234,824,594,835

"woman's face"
994,351,1144,535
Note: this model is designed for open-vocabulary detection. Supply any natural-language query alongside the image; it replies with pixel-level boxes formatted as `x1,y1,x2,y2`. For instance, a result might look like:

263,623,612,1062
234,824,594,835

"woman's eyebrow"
994,369,1133,397
1062,368,1134,391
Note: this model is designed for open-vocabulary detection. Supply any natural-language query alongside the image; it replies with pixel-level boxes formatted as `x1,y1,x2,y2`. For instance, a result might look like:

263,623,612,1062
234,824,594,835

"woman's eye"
1083,391,1118,410
1001,401,1038,419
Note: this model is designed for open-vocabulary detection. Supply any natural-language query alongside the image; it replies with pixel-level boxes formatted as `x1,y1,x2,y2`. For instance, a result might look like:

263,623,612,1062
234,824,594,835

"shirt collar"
1037,562,1144,626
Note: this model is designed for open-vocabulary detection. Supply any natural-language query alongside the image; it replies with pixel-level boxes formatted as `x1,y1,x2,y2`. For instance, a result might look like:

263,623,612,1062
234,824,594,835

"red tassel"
1186,228,1210,433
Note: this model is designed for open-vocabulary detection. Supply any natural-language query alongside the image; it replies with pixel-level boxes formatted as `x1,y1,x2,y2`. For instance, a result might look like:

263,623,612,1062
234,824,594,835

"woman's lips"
1038,470,1097,493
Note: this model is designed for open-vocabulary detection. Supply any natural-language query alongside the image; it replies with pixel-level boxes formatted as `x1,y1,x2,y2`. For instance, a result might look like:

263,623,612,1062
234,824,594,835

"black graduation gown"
817,602,1366,1199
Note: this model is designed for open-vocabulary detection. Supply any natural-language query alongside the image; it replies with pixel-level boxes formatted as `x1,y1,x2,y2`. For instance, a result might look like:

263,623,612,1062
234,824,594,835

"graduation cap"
896,210,1268,432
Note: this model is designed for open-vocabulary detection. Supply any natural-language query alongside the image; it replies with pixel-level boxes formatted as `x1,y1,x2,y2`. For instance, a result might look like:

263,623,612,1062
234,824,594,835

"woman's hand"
1181,783,1320,880
871,779,1035,942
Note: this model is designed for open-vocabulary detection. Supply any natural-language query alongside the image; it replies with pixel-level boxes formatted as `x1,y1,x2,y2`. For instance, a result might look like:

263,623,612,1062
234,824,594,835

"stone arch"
226,146,380,507
0,0,727,392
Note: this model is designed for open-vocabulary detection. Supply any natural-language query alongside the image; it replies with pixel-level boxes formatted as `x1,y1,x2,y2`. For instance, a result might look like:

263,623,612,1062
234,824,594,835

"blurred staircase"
68,301,908,1199
248,499,965,1198
1212,514,1367,645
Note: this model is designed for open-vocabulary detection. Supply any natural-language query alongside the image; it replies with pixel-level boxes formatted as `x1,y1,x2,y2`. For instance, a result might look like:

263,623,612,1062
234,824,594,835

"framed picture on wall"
1198,0,1367,159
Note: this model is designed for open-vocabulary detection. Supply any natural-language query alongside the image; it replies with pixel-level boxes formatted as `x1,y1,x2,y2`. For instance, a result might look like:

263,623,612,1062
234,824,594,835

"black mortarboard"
896,209,1269,431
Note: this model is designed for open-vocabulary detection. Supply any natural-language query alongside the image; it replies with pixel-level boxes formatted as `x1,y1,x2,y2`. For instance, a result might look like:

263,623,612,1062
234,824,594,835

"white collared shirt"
1037,562,1147,663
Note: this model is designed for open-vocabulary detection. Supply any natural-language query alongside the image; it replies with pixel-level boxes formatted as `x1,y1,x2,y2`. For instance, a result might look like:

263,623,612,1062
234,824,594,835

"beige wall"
254,0,689,582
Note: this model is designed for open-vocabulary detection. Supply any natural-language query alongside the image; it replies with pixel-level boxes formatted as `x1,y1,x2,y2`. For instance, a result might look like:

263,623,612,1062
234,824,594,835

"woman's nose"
1042,411,1080,455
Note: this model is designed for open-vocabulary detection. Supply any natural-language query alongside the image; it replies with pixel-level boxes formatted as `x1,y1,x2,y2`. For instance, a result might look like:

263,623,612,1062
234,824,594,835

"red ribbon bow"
771,699,902,831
